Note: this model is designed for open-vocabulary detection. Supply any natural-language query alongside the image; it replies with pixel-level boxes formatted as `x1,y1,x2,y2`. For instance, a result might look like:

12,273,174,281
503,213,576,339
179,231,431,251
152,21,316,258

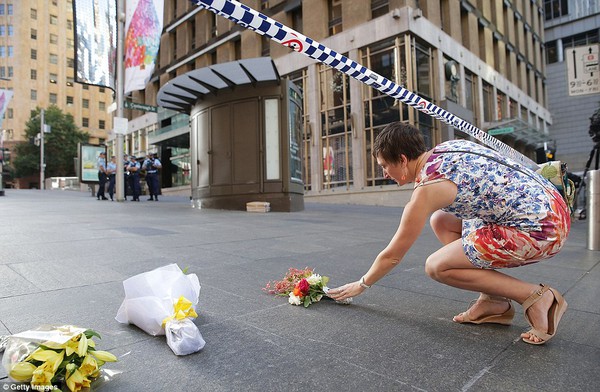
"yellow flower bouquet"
2,325,117,392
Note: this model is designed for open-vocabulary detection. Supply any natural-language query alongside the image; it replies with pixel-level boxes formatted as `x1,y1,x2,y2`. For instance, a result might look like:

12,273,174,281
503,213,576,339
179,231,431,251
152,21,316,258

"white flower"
306,274,321,285
288,293,302,305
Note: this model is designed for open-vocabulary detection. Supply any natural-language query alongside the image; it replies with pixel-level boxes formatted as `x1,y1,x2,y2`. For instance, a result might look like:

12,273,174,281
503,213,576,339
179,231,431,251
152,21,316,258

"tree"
13,106,89,179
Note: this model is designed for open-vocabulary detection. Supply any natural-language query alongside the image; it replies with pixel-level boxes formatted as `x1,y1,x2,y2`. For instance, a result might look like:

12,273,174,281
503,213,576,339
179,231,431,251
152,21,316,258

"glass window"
544,0,568,21
0,5,4,15
50,73,58,83
0,47,5,58
49,54,58,64
82,99,89,109
0,67,4,78
497,90,506,121
7,46,12,57
319,63,352,189
82,118,89,127
31,90,37,100
67,96,74,105
482,82,493,122
66,77,74,86
7,4,12,15
99,120,105,129
49,93,57,104
50,34,58,44
328,0,342,35
31,28,37,40
288,69,311,190
8,66,12,77
31,69,37,80
50,15,58,25
0,26,5,36
362,38,408,185
99,101,106,111
67,58,75,68
7,25,13,36
31,8,37,19
371,0,389,19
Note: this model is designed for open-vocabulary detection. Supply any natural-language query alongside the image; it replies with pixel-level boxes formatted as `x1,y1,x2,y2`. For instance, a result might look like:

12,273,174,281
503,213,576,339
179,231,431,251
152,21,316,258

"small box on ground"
246,201,270,212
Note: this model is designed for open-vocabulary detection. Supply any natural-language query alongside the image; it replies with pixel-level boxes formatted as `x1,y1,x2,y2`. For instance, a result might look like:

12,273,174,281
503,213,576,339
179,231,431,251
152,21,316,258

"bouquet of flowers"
2,325,117,392
115,264,205,356
263,267,330,307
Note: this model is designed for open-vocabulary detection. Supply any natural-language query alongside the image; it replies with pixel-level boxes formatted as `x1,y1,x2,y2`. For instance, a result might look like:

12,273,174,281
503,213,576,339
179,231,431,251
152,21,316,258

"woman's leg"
430,210,462,245
425,240,557,343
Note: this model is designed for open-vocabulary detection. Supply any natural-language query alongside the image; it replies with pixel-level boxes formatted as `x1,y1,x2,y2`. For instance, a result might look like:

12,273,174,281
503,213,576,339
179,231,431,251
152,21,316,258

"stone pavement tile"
475,341,600,392
8,258,124,292
0,265,42,298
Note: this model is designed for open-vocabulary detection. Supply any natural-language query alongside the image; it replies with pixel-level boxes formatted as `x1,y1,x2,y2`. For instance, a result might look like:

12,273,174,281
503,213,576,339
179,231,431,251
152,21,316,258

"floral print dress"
415,140,571,269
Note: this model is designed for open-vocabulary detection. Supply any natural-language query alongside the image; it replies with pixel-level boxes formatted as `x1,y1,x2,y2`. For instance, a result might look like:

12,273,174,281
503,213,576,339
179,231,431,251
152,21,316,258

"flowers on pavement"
263,267,329,307
6,325,117,392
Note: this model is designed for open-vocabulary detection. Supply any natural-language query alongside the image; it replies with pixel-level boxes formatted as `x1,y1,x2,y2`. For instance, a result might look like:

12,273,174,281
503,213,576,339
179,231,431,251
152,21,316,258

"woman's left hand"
327,281,365,301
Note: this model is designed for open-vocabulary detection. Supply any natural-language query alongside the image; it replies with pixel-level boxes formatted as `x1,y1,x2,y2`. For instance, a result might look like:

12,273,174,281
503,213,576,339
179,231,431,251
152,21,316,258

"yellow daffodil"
90,350,117,362
31,361,55,388
78,354,98,378
65,337,80,356
9,361,36,382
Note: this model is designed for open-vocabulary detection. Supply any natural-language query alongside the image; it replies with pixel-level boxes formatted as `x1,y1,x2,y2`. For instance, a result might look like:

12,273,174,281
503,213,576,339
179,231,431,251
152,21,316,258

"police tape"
189,0,538,169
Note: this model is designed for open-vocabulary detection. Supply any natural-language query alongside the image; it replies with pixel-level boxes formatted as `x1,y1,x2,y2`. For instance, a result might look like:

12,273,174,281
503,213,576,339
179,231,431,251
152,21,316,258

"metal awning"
157,57,281,113
486,117,549,146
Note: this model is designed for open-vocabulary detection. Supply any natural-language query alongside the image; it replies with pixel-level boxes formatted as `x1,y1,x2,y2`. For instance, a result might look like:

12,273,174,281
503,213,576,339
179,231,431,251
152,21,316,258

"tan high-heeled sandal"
454,296,515,325
522,284,568,345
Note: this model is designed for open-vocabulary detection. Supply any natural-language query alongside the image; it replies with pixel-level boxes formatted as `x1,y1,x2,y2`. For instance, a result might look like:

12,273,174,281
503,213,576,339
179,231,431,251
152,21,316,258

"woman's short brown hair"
372,122,427,164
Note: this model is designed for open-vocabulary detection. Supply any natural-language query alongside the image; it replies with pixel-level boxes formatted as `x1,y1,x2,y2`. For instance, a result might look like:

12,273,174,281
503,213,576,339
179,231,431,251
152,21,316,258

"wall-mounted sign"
566,44,599,96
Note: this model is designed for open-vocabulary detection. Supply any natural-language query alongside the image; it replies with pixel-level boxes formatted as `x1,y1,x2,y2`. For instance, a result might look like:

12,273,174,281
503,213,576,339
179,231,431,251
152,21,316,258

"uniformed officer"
106,155,117,201
123,154,131,200
96,152,108,200
127,156,141,201
143,152,162,201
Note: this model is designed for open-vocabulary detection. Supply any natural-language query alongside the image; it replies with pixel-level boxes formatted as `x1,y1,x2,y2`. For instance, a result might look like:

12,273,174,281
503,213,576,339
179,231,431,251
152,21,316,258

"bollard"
587,170,600,250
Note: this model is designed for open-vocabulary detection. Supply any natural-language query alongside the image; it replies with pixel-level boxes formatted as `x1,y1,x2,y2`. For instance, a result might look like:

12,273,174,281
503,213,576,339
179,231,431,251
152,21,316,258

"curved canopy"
157,57,280,113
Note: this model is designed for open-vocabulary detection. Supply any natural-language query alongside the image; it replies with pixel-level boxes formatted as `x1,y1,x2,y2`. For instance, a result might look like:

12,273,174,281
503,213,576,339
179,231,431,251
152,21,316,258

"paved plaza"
1,189,599,391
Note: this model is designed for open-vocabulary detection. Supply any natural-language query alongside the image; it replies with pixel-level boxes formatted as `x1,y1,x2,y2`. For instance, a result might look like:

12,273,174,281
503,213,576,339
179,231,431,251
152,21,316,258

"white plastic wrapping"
165,319,206,356
115,264,201,336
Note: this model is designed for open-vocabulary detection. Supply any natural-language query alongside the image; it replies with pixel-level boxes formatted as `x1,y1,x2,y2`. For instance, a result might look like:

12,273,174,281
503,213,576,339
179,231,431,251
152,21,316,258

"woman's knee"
425,254,444,281
430,211,461,244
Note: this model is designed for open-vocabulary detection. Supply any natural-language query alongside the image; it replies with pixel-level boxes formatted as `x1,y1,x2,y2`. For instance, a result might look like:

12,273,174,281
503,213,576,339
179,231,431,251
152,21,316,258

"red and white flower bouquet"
263,267,329,307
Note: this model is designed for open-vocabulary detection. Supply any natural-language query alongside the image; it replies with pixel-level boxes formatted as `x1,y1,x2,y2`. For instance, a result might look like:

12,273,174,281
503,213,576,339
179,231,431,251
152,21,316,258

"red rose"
295,278,310,296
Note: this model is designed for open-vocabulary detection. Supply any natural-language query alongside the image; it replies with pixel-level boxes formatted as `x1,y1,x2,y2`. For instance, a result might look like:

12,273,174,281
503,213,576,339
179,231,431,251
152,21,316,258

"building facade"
544,0,600,173
136,0,552,203
0,0,114,188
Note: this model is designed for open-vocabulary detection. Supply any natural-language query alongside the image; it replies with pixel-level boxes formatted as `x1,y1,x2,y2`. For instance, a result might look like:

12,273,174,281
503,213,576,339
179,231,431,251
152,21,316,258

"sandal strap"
524,328,552,342
522,284,549,310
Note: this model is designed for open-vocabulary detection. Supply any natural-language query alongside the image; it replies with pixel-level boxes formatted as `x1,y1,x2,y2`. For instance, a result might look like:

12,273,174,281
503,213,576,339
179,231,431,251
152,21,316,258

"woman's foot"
453,295,514,325
521,285,568,344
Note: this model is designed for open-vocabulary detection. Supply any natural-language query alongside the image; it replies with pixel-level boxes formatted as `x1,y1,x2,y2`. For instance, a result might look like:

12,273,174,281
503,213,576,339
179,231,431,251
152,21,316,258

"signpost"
488,127,514,136
566,44,599,96
124,101,158,112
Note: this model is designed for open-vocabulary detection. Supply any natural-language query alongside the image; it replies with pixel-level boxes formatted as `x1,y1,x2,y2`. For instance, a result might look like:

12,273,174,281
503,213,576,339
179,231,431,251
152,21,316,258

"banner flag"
124,0,164,94
0,89,13,129
73,0,117,90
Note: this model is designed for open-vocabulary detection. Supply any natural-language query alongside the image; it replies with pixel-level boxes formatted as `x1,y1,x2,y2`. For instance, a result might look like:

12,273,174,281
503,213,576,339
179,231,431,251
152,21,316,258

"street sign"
566,44,599,96
124,101,158,112
488,127,514,136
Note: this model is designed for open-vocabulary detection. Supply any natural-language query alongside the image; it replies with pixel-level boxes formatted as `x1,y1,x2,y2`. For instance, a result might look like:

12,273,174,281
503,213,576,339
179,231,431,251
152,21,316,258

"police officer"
143,152,162,201
106,155,117,201
127,156,141,201
123,154,131,200
96,152,108,200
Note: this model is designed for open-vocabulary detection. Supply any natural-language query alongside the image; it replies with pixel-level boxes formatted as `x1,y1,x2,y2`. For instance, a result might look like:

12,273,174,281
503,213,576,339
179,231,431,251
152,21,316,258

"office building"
0,0,114,188
135,0,551,204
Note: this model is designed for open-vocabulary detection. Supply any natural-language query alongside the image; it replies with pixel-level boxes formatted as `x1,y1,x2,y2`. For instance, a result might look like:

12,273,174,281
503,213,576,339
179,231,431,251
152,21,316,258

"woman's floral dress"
415,140,571,269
